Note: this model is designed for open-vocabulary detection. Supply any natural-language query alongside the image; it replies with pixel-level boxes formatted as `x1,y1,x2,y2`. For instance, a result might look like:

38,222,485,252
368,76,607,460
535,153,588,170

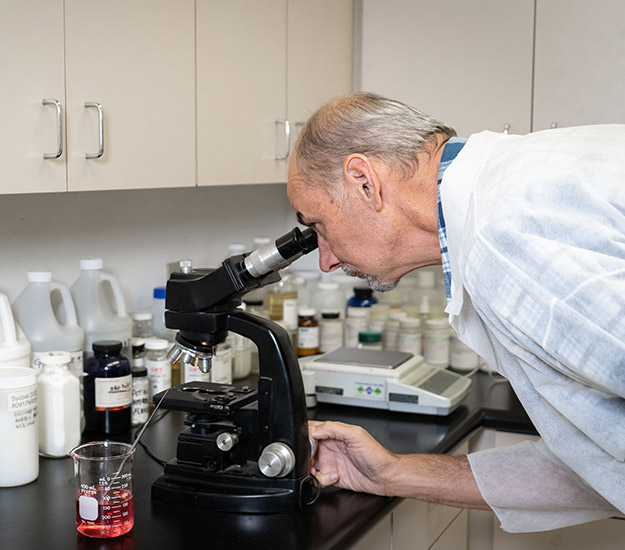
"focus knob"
259,442,295,478
216,432,238,452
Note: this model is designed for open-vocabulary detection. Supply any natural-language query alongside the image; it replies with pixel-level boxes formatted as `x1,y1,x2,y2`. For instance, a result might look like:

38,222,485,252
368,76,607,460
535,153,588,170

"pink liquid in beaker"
76,488,134,538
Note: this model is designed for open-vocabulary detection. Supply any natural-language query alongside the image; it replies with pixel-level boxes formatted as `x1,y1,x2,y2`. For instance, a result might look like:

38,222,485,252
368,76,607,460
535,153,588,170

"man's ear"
343,154,383,211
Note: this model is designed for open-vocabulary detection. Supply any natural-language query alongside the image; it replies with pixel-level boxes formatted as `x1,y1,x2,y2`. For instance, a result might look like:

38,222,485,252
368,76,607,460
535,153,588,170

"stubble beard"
341,265,397,293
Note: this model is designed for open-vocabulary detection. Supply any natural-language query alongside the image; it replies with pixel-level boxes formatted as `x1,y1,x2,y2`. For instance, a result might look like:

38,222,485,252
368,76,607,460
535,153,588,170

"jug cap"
38,351,71,366
0,367,36,390
27,271,52,283
144,338,169,351
92,340,123,355
80,258,104,270
153,287,166,300
131,311,153,321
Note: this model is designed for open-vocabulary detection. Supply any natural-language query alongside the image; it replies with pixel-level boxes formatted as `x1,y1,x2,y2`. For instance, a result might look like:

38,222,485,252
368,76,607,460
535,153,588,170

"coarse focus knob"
309,435,318,458
216,432,238,452
259,443,295,478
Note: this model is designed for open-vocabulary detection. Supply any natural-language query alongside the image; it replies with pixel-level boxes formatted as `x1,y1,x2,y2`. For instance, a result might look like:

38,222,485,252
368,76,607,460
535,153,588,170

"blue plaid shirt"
437,137,467,298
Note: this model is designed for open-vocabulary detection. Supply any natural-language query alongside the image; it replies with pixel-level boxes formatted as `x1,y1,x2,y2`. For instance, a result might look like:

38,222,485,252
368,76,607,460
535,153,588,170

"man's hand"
309,420,399,496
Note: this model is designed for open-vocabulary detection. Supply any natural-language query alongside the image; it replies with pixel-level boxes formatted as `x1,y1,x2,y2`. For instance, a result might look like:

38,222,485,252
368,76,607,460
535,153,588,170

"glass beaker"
71,441,135,538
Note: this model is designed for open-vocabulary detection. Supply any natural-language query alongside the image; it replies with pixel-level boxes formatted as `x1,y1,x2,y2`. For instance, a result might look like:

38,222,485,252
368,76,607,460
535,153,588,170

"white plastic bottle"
70,258,132,355
12,271,84,375
0,367,38,486
37,352,81,457
344,308,369,348
423,318,451,368
145,338,172,401
0,292,31,368
312,281,346,320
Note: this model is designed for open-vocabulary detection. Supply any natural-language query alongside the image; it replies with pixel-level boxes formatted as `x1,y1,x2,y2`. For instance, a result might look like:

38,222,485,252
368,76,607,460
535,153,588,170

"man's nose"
317,235,341,272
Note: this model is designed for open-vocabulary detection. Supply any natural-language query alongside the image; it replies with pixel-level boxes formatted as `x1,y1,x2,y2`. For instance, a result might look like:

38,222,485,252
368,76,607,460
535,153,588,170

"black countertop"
0,372,533,550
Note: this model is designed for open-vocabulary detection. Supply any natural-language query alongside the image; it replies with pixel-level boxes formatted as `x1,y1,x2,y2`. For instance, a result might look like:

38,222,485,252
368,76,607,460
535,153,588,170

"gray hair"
294,92,456,195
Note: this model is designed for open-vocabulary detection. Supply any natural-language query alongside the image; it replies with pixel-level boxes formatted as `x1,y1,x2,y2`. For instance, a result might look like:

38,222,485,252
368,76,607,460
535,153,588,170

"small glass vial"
423,318,451,368
131,337,146,368
84,340,132,434
131,311,154,338
319,310,344,353
211,340,233,384
131,365,150,426
145,338,172,402
344,307,369,348
297,308,319,357
398,318,422,356
358,331,383,350
37,351,81,457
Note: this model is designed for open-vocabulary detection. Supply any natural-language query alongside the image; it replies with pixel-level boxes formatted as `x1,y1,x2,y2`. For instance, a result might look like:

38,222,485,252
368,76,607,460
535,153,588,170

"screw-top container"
70,259,132,355
0,292,31,368
312,281,346,320
37,351,81,457
83,340,132,434
145,338,172,401
347,287,377,319
12,271,84,374
358,331,383,350
0,367,38,486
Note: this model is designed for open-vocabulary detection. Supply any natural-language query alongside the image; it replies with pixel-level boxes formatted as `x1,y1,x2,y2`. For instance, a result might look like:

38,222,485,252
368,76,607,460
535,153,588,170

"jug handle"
50,282,78,326
0,293,18,344
100,273,127,316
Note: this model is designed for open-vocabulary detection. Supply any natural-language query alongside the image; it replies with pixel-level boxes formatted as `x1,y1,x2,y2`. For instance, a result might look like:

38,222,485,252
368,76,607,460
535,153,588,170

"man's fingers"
312,467,339,488
309,420,355,442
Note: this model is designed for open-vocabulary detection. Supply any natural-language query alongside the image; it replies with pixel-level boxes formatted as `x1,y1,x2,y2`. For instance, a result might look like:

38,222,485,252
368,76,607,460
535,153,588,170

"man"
287,92,625,533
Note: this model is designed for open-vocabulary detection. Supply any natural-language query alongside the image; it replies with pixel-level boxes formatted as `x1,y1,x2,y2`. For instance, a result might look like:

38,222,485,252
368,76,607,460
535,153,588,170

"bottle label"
282,299,298,330
319,320,344,353
398,332,422,355
3,387,37,430
95,375,132,410
297,326,320,349
211,347,232,384
345,318,368,348
131,379,150,425
146,359,172,400
184,364,211,383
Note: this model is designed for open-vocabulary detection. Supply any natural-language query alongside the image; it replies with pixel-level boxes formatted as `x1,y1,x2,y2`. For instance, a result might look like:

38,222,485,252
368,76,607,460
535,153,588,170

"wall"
0,184,320,312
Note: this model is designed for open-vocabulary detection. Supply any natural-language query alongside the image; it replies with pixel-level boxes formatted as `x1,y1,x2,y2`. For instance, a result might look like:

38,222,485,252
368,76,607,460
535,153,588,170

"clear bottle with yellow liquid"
267,273,298,331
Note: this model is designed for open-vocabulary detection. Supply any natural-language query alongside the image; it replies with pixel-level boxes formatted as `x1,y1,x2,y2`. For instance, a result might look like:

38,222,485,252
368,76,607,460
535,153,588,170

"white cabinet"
358,0,534,136
0,0,195,194
197,0,354,187
0,0,66,194
532,0,625,130
64,0,195,191
287,0,354,146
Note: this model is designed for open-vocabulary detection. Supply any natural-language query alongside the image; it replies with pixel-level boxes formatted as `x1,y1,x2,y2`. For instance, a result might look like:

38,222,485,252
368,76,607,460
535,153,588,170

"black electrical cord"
132,409,171,467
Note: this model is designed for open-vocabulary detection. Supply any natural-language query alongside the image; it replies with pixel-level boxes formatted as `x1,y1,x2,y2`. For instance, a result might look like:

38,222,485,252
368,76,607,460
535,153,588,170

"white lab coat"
440,125,625,532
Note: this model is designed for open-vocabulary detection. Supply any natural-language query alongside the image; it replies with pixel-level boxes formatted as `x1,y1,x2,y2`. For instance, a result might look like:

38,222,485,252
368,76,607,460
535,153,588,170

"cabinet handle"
85,102,104,159
42,99,63,159
503,123,511,135
275,119,291,160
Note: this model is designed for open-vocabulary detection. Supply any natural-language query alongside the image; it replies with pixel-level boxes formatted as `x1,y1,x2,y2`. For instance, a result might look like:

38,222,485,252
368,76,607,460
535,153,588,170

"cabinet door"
533,0,625,130
0,0,66,194
197,0,288,186
358,0,534,136
287,0,354,145
64,0,195,191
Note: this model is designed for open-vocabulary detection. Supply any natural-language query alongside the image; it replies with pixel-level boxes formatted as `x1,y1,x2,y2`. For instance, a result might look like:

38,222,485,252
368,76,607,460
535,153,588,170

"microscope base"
151,466,315,514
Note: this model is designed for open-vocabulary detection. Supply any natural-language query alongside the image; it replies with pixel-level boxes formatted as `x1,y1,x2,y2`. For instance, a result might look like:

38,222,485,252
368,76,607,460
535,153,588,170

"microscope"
151,227,319,513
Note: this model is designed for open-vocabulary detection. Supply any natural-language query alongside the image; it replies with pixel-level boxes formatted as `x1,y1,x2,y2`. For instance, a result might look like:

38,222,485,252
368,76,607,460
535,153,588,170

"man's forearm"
386,453,491,510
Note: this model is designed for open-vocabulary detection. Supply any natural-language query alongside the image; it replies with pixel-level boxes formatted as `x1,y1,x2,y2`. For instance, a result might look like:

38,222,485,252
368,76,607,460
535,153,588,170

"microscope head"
164,227,317,373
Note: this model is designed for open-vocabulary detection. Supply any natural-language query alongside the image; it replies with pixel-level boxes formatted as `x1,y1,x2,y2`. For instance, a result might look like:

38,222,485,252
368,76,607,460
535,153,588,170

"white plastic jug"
12,272,84,374
70,258,132,354
0,293,31,368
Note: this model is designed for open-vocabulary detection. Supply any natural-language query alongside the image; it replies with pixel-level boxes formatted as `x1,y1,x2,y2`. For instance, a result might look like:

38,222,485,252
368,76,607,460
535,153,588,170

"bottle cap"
347,307,367,318
132,365,148,377
27,271,52,283
80,258,104,270
321,310,341,319
318,281,340,291
353,287,374,298
388,310,407,320
425,318,450,330
92,340,123,355
0,367,36,390
243,298,264,306
153,287,166,300
38,351,71,366
358,331,382,343
144,338,169,351
131,311,153,321
400,317,421,329
298,308,316,317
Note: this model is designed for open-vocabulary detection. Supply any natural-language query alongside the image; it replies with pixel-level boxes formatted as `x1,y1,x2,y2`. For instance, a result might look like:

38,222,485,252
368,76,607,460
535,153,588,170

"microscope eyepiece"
244,227,318,278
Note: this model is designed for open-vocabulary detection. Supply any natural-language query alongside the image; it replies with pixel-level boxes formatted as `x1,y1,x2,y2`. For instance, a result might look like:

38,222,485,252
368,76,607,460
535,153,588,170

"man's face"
287,158,399,292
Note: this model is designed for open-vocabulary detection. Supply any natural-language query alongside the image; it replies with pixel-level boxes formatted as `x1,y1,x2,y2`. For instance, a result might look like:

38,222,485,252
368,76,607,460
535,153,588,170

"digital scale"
300,348,471,416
